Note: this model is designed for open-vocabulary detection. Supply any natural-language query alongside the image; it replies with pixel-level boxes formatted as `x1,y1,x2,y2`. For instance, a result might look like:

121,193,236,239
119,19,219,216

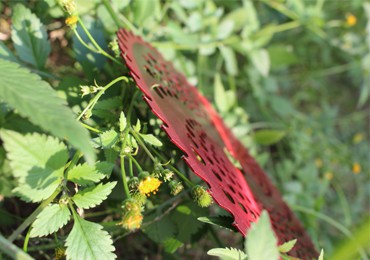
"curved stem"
120,155,130,198
101,0,122,28
77,76,129,121
0,234,34,260
77,17,122,65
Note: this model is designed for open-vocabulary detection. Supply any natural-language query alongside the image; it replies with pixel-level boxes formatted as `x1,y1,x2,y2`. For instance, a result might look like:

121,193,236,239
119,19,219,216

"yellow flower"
315,159,323,168
119,211,143,230
346,13,357,27
324,171,333,181
65,16,78,28
352,162,361,174
353,133,364,144
138,176,161,196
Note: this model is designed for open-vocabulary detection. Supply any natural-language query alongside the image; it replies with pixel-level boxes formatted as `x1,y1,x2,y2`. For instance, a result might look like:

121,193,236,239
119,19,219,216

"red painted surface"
117,29,318,259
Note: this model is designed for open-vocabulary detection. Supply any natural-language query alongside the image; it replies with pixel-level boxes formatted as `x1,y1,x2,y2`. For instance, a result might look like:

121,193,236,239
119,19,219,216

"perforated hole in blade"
223,190,235,204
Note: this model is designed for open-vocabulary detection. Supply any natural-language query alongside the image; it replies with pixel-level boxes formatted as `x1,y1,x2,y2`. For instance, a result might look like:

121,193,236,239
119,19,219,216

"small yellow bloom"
65,16,78,28
315,159,323,168
352,162,361,174
324,171,333,181
138,176,161,196
346,13,357,27
353,133,364,144
119,211,143,230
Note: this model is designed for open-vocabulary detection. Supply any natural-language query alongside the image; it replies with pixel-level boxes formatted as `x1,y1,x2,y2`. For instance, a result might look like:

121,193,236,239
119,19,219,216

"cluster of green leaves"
0,0,368,259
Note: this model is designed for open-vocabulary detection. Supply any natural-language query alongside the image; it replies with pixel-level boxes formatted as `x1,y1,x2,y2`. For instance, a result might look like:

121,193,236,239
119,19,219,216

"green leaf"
207,247,247,260
278,239,297,253
65,212,116,260
30,203,71,237
11,4,51,69
0,42,18,62
139,133,163,147
92,129,119,149
214,74,235,113
219,46,238,76
1,130,68,202
119,111,127,132
318,249,324,260
142,214,176,243
72,182,117,209
67,163,105,186
197,216,238,232
246,211,279,260
250,49,270,77
0,59,95,164
252,129,286,146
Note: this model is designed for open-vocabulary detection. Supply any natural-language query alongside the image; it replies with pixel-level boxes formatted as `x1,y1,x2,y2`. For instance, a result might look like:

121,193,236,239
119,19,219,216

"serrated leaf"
278,239,297,253
92,129,119,149
246,211,279,260
11,4,50,69
30,203,71,237
207,247,247,260
197,215,238,232
67,163,105,186
95,161,114,177
119,111,127,132
252,129,286,146
139,133,162,147
72,182,117,209
65,212,116,260
142,214,176,243
134,119,141,132
0,59,95,164
1,130,68,202
0,42,18,62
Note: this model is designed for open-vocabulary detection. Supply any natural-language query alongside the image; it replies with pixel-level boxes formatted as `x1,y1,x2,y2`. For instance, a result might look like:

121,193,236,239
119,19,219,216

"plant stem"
77,76,129,121
8,187,62,242
77,17,122,65
0,234,34,260
101,0,122,28
128,154,142,172
120,155,131,198
129,129,156,162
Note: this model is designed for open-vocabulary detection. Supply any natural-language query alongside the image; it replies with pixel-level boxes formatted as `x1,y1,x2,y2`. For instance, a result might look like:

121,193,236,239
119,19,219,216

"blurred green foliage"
0,0,368,259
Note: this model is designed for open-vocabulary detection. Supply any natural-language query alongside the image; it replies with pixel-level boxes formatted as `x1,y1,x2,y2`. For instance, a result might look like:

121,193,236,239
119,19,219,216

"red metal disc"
117,29,318,259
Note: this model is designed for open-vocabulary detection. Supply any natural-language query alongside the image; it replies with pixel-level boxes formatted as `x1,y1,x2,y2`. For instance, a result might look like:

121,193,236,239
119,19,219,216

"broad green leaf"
65,212,116,260
0,42,17,62
30,203,71,237
132,0,160,25
139,133,162,147
95,161,114,178
252,129,286,146
246,211,279,260
197,216,238,232
219,46,238,76
11,4,50,69
223,8,249,32
278,239,297,253
0,59,95,164
119,111,127,132
142,214,176,243
163,238,183,254
91,129,119,149
217,20,234,40
72,182,117,209
207,247,247,260
67,163,105,186
250,49,270,77
1,130,68,202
